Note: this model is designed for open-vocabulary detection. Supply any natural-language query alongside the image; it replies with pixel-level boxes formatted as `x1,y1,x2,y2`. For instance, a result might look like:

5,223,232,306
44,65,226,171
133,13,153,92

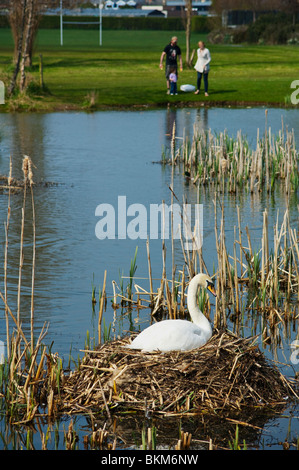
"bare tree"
239,0,277,22
212,0,279,22
7,0,60,95
184,0,192,66
278,0,299,25
212,0,243,14
241,0,262,22
20,0,35,91
9,1,53,66
8,0,28,95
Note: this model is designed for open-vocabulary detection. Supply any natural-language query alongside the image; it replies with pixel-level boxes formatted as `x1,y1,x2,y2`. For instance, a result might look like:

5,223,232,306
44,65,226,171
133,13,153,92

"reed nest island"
58,330,298,417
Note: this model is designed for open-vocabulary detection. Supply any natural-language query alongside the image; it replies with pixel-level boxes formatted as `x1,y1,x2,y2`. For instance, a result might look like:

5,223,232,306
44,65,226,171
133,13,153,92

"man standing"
160,36,183,94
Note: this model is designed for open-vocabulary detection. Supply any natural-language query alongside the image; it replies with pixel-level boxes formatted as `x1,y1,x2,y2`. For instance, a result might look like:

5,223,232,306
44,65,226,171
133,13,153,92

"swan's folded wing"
128,320,208,352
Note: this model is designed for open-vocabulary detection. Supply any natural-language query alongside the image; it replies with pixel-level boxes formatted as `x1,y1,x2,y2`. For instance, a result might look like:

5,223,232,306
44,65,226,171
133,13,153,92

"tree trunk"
8,0,41,94
185,0,192,67
8,0,27,95
20,0,34,92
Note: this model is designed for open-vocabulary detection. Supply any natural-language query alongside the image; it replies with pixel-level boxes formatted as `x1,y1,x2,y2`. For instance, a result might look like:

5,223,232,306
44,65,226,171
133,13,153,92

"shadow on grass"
33,57,152,70
209,89,238,95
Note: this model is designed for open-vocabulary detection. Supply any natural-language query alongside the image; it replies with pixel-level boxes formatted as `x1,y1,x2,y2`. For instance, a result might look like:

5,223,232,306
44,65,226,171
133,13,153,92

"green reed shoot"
127,246,138,299
118,269,124,297
197,286,208,315
141,426,157,450
102,319,112,343
85,330,90,350
229,425,247,450
91,274,96,305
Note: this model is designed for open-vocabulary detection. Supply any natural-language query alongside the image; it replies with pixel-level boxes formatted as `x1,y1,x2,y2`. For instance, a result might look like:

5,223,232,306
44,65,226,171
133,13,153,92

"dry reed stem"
30,166,36,352
4,157,12,358
98,270,107,344
146,237,154,305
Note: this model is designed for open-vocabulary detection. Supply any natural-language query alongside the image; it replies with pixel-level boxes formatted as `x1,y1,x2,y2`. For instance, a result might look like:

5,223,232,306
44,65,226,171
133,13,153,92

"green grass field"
0,27,298,110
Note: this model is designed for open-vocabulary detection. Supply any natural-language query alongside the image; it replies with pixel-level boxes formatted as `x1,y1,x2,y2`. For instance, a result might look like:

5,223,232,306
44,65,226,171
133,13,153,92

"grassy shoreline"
0,29,299,111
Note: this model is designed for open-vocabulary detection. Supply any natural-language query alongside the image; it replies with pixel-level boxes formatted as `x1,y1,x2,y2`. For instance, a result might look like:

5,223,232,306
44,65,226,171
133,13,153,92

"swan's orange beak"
207,284,217,297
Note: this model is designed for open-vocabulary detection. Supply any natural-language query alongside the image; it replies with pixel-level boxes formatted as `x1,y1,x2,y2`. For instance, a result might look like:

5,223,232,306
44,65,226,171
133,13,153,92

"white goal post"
59,0,103,46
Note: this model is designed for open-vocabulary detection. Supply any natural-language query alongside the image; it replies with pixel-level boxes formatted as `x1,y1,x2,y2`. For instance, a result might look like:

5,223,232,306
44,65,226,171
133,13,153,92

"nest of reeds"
58,330,298,417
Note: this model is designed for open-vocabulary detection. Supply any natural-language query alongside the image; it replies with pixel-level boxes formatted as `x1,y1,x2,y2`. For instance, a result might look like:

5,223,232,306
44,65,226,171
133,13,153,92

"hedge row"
246,13,299,44
43,14,211,32
0,14,211,32
208,13,299,45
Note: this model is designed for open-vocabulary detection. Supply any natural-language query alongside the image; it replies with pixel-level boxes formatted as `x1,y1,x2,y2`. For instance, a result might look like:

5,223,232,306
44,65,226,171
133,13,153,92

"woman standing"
194,41,211,96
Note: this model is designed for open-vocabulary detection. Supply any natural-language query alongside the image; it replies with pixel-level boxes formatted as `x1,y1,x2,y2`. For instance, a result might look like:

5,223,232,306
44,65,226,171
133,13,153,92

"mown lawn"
0,28,298,110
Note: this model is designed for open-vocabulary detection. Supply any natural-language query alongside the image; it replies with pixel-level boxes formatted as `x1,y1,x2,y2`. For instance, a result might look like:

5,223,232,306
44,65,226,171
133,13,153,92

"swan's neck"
187,281,212,334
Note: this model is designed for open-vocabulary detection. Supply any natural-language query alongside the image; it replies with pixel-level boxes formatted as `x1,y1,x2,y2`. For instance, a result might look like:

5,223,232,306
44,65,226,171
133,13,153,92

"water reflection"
0,108,298,361
2,114,46,180
0,107,298,450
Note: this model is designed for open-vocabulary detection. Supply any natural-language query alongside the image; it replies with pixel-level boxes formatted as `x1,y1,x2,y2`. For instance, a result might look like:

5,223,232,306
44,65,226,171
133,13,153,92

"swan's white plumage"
127,273,216,352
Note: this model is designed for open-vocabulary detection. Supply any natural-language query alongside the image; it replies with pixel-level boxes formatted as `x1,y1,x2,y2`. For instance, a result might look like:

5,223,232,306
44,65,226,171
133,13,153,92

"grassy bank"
0,28,299,111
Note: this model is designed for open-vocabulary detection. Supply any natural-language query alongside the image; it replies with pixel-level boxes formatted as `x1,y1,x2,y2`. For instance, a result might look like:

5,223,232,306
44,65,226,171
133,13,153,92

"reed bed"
110,121,298,332
0,155,298,448
108,201,298,344
166,114,299,194
0,157,64,427
212,202,299,333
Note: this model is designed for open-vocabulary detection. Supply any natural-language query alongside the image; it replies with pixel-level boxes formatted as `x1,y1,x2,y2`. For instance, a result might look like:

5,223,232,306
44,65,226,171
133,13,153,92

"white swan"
127,273,216,352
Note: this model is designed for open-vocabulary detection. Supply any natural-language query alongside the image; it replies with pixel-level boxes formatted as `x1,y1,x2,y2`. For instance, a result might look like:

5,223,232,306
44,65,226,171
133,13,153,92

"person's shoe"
166,89,170,95
194,90,200,95
170,93,173,95
205,92,209,96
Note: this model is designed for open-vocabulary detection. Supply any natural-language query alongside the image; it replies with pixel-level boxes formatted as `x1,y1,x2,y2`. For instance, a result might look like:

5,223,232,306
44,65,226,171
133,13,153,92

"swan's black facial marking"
206,280,217,297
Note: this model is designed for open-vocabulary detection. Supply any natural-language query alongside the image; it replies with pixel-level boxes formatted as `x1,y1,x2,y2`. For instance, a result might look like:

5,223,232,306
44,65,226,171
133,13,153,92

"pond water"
0,106,298,449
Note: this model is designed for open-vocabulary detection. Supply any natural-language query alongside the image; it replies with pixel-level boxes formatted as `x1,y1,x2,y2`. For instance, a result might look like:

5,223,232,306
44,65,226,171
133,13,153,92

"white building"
165,0,212,16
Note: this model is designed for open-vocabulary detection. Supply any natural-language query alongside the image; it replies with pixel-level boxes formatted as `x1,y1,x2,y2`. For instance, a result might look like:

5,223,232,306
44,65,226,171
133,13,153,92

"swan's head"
191,273,217,297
